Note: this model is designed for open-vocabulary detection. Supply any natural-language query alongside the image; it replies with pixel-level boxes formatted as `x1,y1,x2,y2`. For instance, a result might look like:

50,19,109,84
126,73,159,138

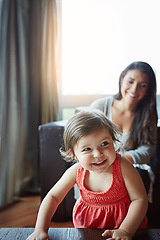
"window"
58,0,160,119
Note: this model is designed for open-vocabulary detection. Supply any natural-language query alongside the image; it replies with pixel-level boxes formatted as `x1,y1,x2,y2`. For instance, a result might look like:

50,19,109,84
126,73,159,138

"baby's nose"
93,149,103,158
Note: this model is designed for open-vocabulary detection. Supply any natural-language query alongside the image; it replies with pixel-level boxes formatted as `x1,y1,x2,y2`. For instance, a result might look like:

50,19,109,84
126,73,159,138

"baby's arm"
26,163,78,240
102,157,148,240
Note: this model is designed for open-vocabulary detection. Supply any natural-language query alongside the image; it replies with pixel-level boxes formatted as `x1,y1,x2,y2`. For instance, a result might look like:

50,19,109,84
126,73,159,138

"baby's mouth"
91,159,106,166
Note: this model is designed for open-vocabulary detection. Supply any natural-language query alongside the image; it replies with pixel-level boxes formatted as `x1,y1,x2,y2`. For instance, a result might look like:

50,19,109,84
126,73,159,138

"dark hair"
114,61,158,149
60,110,121,162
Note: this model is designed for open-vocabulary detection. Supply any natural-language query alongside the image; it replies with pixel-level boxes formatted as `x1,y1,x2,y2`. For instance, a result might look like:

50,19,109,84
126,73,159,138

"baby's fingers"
102,229,132,240
26,231,49,240
102,229,114,238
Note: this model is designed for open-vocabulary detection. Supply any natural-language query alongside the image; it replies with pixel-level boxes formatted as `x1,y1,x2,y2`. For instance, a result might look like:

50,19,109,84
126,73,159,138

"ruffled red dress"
73,153,147,228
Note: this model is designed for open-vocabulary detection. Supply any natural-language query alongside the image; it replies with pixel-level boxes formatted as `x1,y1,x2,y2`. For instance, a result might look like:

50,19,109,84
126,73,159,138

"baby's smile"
91,159,107,166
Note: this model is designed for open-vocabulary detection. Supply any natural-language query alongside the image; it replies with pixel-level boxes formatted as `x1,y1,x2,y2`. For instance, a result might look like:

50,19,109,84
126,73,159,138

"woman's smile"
127,91,138,98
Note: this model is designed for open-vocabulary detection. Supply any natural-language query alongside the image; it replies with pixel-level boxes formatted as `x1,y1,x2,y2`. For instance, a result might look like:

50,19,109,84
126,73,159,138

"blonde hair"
60,110,121,162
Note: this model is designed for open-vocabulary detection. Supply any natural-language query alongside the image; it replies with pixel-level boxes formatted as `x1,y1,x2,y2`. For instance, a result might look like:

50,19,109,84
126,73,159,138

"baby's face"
73,128,116,173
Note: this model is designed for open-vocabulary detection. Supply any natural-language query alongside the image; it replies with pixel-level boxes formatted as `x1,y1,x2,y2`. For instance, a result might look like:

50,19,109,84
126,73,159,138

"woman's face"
120,69,149,106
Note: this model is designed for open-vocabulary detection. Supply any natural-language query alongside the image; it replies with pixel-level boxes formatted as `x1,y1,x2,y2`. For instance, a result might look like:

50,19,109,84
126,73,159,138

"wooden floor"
0,195,159,229
0,195,73,228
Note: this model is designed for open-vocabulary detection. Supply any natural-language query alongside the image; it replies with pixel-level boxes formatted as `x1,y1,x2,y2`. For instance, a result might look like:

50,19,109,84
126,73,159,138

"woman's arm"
123,119,157,165
89,96,113,117
102,157,148,239
123,144,155,165
26,163,78,240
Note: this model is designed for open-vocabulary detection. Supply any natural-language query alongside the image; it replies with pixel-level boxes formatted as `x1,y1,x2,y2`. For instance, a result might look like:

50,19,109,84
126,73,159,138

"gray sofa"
39,120,75,221
39,120,160,227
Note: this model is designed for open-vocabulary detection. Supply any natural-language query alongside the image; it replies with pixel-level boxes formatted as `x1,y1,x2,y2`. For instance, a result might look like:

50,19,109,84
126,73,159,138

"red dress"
73,154,147,228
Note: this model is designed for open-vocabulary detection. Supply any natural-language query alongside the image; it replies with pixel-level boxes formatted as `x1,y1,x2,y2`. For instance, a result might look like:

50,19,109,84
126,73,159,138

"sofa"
38,120,160,227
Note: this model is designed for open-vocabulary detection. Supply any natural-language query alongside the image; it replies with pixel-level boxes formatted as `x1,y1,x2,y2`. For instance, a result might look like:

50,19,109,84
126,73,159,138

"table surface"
0,228,160,240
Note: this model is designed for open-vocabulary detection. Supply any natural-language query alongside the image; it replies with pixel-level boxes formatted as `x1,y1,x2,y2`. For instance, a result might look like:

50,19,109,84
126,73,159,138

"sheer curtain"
0,0,60,207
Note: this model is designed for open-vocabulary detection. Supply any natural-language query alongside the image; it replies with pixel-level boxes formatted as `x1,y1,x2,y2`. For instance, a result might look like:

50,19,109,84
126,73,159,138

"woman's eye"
82,147,91,152
140,84,147,88
128,80,133,84
101,141,108,147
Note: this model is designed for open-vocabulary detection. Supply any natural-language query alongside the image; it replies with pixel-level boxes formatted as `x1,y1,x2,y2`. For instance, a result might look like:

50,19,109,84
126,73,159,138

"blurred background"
0,0,160,208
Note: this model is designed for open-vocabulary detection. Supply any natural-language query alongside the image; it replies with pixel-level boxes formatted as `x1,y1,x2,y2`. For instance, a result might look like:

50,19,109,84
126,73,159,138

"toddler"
27,110,148,240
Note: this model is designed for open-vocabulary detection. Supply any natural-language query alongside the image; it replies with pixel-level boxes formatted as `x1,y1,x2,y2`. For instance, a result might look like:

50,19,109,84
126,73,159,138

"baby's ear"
69,149,78,161
69,149,74,155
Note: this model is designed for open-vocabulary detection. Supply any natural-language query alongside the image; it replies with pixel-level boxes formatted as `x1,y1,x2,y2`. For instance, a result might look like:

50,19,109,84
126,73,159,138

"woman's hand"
26,229,49,240
102,228,132,240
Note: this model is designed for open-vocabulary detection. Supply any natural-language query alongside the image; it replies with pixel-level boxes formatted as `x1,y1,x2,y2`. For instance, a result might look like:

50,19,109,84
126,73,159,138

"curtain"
0,0,59,207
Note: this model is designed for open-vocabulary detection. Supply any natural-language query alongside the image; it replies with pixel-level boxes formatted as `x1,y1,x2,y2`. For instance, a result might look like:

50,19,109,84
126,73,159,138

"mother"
89,61,158,199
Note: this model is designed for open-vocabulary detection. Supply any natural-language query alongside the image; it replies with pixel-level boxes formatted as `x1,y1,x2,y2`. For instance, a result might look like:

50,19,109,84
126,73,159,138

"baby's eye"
82,147,91,152
101,141,109,147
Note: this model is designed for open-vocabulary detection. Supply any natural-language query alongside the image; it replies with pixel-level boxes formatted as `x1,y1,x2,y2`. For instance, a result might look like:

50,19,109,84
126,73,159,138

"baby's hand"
102,228,132,240
26,229,49,240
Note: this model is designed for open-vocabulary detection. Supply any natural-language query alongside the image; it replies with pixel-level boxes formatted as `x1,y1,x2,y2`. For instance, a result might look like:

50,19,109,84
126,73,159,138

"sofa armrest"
38,120,75,221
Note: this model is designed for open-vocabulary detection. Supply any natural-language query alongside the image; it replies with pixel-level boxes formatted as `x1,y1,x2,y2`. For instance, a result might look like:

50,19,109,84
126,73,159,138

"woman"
89,61,158,201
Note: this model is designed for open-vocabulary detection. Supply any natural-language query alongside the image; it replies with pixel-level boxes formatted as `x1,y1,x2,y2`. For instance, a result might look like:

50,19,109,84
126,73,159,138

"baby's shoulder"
69,162,80,171
64,162,80,177
120,156,143,185
120,156,136,175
